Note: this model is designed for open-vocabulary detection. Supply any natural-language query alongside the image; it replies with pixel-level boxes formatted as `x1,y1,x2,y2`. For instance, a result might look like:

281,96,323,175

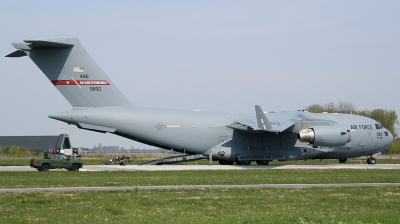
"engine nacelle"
298,126,349,147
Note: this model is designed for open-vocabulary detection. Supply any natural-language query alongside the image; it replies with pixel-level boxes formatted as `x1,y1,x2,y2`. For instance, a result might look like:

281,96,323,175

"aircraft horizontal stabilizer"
6,37,74,57
5,50,27,57
23,39,74,48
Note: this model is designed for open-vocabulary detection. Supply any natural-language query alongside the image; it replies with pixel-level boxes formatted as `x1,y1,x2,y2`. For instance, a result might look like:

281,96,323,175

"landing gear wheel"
219,160,234,165
71,164,79,171
41,164,49,171
367,157,376,164
338,158,347,163
256,160,269,165
241,160,251,165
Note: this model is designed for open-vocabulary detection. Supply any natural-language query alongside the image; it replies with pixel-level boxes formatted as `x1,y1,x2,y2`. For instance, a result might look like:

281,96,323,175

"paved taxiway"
1,164,400,172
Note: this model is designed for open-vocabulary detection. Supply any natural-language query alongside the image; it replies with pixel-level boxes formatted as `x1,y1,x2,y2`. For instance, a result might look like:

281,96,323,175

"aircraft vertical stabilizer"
6,36,131,108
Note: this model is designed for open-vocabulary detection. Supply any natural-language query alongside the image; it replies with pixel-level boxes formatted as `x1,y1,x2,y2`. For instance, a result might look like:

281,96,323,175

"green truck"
30,152,83,171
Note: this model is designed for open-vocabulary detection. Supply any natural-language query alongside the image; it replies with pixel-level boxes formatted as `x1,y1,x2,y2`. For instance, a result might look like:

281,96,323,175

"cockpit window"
385,132,388,136
380,124,383,129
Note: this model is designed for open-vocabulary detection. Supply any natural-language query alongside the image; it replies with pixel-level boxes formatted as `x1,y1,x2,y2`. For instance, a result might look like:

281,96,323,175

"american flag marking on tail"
73,67,84,72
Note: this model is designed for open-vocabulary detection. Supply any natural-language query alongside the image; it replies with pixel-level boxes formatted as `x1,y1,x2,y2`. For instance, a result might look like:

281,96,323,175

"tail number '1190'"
90,87,101,91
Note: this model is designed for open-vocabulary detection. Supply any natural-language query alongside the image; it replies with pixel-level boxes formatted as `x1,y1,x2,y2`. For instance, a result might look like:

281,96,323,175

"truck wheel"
41,164,50,171
37,168,42,171
71,164,79,171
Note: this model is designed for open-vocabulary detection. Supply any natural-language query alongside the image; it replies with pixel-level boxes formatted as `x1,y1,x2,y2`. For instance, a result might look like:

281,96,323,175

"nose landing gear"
367,157,376,164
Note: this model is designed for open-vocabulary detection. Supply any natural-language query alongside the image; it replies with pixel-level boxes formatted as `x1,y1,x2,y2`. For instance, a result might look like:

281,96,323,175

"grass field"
1,154,400,223
0,187,399,223
1,169,399,189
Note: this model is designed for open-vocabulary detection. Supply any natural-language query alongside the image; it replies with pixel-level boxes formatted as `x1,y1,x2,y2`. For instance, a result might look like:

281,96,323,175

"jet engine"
297,125,349,147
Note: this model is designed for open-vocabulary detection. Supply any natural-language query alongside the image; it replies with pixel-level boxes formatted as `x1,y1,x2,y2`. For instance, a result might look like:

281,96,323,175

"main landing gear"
339,157,377,164
256,160,269,165
234,160,270,165
367,157,376,164
236,160,251,165
218,160,235,165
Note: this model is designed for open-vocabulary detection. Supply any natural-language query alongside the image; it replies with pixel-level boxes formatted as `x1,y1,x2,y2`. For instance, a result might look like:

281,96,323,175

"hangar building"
0,134,71,152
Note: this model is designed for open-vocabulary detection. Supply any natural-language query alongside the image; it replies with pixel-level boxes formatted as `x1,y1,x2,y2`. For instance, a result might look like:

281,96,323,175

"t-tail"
6,36,131,107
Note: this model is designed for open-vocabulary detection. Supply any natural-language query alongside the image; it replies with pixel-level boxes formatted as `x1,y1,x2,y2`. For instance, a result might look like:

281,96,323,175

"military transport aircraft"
6,36,393,165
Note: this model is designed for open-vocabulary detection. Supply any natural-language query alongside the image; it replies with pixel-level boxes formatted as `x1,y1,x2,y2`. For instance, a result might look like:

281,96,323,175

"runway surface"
1,164,400,172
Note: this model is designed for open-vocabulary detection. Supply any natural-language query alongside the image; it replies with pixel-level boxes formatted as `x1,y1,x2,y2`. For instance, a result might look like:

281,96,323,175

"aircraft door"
245,137,252,150
262,137,269,150
218,136,228,157
367,132,371,143
356,141,364,153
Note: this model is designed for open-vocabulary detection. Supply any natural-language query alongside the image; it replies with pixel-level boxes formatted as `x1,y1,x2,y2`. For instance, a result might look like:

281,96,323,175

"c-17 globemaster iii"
6,36,393,165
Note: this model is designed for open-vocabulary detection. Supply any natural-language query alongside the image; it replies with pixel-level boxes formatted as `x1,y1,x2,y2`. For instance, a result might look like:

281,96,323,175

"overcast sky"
1,1,399,149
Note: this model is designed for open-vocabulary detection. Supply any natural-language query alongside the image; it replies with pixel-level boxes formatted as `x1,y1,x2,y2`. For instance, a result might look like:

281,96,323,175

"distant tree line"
304,101,399,154
305,101,356,114
0,145,37,157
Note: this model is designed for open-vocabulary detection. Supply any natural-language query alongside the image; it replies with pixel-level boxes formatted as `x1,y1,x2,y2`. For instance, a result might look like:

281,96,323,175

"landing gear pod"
298,126,349,147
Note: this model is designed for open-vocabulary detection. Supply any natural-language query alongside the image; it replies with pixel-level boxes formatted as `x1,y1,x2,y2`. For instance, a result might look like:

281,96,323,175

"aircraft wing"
226,118,258,132
227,105,297,133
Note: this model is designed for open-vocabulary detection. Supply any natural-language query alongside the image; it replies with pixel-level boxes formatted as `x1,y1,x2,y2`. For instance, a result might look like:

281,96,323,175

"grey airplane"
6,36,393,165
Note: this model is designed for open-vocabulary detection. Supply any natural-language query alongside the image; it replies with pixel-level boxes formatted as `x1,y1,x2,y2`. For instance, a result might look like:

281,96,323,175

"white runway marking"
79,164,400,172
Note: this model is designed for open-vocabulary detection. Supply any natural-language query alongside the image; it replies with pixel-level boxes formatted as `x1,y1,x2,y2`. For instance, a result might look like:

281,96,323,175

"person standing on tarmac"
209,150,212,165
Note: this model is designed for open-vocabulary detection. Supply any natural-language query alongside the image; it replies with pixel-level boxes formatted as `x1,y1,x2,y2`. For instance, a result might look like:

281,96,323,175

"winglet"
255,105,273,131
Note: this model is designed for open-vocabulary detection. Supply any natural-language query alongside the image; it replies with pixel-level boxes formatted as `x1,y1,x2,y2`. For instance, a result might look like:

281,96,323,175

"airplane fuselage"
49,106,393,163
